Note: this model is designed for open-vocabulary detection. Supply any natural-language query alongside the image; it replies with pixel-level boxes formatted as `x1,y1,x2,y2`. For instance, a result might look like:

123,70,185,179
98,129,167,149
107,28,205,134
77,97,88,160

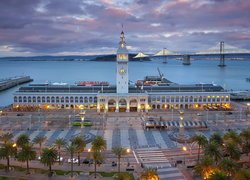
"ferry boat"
76,81,109,86
136,68,174,86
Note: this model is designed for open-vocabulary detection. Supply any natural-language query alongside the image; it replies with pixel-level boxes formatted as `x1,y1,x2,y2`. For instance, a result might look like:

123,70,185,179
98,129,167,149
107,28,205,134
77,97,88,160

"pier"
0,76,33,91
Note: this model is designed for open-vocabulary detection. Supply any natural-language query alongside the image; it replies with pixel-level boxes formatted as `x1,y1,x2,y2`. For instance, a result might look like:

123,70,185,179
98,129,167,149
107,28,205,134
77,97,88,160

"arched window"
46,96,50,103
70,96,74,103
89,97,93,103
75,97,79,103
33,96,36,103
14,96,17,102
84,97,88,103
56,97,59,103
19,96,22,102
61,97,64,103
65,97,69,103
28,96,31,102
42,96,45,103
80,97,83,103
37,96,41,103
23,96,27,103
51,96,55,103
94,97,97,103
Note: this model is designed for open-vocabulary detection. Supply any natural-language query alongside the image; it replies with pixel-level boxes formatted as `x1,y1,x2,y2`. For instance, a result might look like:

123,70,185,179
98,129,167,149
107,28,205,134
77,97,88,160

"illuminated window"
118,54,128,60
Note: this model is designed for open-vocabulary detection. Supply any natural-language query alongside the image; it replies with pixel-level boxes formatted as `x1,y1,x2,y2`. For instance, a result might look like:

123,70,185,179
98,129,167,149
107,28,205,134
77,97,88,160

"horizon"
0,0,250,57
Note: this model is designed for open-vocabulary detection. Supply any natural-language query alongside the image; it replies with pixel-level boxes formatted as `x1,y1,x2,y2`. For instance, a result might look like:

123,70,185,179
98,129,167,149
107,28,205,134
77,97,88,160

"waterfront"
0,59,250,107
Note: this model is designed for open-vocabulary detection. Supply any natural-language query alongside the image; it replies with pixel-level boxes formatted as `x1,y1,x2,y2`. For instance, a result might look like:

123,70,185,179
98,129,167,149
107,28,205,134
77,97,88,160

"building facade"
13,31,231,112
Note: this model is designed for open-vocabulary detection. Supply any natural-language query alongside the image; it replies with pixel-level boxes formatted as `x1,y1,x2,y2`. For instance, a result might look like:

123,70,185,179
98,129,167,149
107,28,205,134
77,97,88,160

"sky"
0,0,249,57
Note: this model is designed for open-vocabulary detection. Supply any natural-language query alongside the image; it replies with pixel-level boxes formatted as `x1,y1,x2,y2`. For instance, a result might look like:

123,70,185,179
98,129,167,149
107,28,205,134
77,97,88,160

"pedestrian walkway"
135,148,185,180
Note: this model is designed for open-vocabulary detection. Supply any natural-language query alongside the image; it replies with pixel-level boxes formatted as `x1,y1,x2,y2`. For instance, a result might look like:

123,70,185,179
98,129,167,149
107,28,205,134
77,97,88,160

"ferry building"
13,31,231,112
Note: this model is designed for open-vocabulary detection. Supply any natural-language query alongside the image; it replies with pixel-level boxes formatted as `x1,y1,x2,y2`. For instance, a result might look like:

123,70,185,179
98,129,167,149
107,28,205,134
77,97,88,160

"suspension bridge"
134,42,250,67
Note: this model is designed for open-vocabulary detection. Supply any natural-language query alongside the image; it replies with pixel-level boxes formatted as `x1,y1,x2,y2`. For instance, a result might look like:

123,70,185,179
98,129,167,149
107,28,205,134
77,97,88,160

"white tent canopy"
133,52,149,58
153,48,176,56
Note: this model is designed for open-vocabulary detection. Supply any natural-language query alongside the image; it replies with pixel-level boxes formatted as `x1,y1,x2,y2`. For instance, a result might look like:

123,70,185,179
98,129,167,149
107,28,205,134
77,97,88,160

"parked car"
82,158,93,164
67,158,78,164
16,113,24,116
112,161,117,167
56,156,63,162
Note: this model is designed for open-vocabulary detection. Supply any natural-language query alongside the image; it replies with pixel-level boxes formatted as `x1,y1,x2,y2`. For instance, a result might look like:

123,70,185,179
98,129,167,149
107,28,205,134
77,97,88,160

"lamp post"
247,103,250,121
182,146,187,165
68,115,71,129
80,111,85,137
179,111,185,142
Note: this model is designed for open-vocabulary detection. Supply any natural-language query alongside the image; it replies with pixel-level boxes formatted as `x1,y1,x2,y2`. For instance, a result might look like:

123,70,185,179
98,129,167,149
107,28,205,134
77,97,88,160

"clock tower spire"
116,30,129,93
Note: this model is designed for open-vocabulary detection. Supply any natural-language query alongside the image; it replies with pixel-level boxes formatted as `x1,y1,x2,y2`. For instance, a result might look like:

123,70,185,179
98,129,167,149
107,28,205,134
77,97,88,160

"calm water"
0,59,250,106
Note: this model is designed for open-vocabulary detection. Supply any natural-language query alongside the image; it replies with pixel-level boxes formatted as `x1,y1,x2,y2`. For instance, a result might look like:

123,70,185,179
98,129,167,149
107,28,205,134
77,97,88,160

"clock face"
119,68,126,75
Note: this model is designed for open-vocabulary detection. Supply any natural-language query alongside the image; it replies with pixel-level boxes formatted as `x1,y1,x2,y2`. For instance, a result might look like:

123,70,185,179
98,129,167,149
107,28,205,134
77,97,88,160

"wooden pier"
0,76,33,91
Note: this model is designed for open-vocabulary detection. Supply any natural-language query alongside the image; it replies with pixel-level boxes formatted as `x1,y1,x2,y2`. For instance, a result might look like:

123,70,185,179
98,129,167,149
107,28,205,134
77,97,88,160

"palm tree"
65,143,78,178
16,134,30,148
0,132,13,144
210,132,223,145
33,135,47,158
91,136,107,152
223,131,241,145
219,158,239,177
40,147,58,176
71,136,86,166
223,142,241,161
112,146,127,173
53,138,66,164
191,134,208,161
17,143,36,174
194,156,215,179
0,142,17,172
240,129,250,156
233,169,250,180
92,150,104,179
209,171,227,180
140,168,159,180
205,141,222,164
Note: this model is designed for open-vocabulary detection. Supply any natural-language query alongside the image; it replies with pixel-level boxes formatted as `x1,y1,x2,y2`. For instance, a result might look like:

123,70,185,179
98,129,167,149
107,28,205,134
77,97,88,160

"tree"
194,156,215,179
219,158,239,177
205,141,222,164
65,143,78,178
0,132,13,144
191,134,208,161
0,142,17,172
92,150,104,179
233,169,250,180
240,129,250,156
40,147,58,176
209,171,227,180
17,143,36,174
223,142,241,161
16,134,30,148
71,136,86,166
53,138,66,164
91,136,107,152
223,131,241,145
210,133,223,145
112,146,127,173
33,135,47,158
140,168,159,180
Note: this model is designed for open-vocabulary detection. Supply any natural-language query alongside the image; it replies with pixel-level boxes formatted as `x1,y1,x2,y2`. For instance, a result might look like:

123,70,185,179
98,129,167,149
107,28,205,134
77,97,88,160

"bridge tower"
182,55,191,65
218,41,226,67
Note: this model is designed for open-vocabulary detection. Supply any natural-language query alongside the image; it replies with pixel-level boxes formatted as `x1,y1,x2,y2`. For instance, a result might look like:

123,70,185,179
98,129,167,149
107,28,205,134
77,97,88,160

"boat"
76,81,109,86
136,68,174,87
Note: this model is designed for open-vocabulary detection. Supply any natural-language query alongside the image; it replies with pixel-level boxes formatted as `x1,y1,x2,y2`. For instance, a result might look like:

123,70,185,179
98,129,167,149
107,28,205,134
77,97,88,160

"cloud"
0,0,249,56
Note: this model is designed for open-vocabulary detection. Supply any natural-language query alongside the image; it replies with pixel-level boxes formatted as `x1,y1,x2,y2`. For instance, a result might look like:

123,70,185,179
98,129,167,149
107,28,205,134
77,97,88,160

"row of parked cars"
145,120,207,129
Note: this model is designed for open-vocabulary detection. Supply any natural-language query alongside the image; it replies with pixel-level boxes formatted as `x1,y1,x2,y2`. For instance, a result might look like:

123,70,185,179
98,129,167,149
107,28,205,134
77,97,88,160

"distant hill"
90,54,151,61
0,55,100,61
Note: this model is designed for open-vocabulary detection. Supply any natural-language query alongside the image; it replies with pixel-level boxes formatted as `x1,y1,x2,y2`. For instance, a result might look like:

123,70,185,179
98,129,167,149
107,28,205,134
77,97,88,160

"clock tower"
116,31,128,93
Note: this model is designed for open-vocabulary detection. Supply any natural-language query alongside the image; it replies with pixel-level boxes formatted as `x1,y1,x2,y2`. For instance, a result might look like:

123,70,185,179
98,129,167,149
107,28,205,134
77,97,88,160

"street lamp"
182,146,187,165
80,111,85,136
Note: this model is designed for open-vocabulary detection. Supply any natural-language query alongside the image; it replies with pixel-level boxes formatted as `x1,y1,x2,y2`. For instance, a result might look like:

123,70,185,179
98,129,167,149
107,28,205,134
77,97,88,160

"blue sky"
0,0,249,57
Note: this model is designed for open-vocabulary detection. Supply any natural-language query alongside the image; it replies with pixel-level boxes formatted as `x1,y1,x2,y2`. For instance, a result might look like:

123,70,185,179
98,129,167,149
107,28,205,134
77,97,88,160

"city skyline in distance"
0,0,250,57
